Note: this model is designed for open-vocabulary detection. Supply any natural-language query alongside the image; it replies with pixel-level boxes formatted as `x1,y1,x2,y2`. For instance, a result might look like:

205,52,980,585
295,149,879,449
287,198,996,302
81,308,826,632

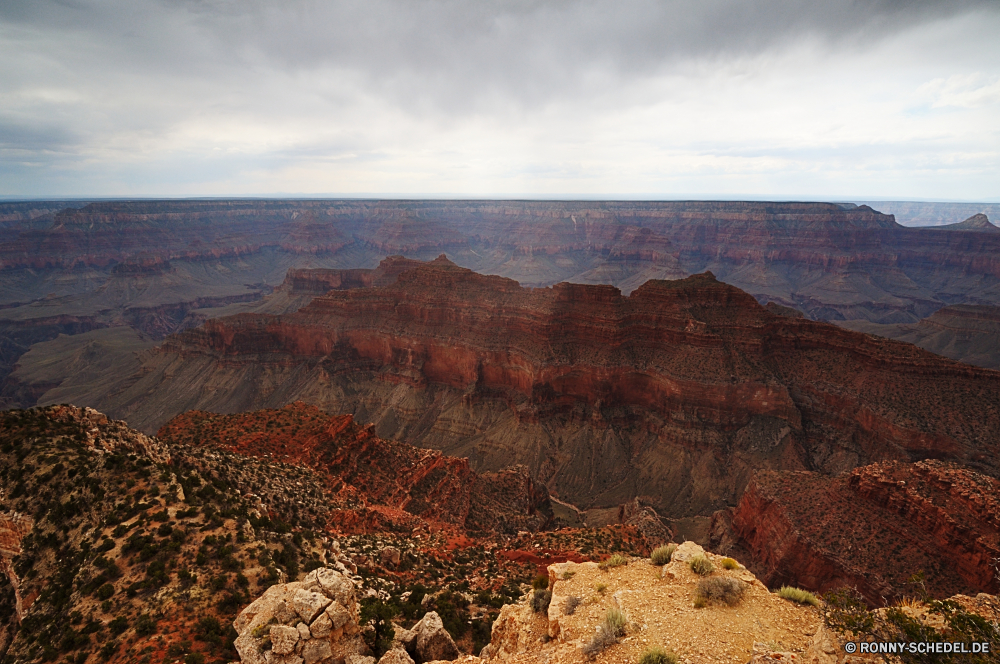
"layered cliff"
68,258,1000,520
722,460,1000,604
840,304,1000,370
156,402,552,534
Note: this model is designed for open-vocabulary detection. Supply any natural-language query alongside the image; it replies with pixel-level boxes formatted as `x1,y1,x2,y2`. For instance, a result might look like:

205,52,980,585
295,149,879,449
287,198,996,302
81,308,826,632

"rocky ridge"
715,460,1000,605
71,259,1000,520
156,403,553,535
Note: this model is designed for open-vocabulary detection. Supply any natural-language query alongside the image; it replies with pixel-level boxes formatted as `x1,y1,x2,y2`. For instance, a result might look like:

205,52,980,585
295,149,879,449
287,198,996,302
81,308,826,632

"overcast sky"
1,0,998,199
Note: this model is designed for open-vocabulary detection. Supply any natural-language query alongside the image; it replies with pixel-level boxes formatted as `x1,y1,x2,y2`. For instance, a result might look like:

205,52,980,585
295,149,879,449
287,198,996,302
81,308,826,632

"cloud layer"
1,0,998,198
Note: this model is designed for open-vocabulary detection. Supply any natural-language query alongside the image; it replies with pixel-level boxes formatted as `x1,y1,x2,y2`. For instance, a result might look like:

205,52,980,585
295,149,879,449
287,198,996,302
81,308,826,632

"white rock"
270,625,301,656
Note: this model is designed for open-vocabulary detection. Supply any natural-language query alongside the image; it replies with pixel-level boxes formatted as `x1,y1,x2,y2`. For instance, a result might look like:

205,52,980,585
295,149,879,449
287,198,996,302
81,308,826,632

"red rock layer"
283,256,425,295
156,402,552,534
727,460,1000,604
165,257,1000,472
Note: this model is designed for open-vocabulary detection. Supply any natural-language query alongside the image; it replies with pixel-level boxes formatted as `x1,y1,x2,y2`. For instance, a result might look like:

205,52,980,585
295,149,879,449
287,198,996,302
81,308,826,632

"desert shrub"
564,595,582,615
777,586,820,607
581,607,628,657
183,654,204,664
650,544,677,566
531,589,552,613
359,597,397,657
720,557,739,570
688,555,714,576
594,582,607,594
108,616,128,636
639,646,679,664
599,554,628,570
532,574,549,590
604,607,627,638
134,614,157,636
695,577,747,607
95,583,115,600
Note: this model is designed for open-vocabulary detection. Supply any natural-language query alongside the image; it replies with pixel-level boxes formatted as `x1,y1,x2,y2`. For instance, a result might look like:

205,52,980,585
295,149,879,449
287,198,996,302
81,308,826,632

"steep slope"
839,304,1000,369
717,460,1000,605
156,403,552,534
60,259,1000,520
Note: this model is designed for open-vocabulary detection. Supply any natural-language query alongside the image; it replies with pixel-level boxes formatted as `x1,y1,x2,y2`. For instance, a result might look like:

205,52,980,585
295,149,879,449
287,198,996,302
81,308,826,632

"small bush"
134,614,157,636
95,583,115,600
695,577,747,607
184,654,204,664
604,607,627,638
531,589,552,613
580,608,627,657
688,555,714,576
777,586,820,607
650,544,677,566
532,574,549,590
639,646,679,664
108,616,128,636
594,582,607,594
564,595,582,615
599,554,628,570
720,557,739,570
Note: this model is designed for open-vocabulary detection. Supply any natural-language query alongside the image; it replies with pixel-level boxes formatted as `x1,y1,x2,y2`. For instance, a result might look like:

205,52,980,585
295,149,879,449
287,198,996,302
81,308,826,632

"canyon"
36,257,1000,526
4,199,1000,412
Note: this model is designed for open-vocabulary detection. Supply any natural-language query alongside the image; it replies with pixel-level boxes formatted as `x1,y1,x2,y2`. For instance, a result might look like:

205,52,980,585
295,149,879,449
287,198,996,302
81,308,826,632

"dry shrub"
695,577,747,607
650,544,677,565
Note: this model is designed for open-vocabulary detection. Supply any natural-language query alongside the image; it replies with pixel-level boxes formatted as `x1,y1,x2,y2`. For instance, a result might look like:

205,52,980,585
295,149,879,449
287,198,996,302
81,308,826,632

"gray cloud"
0,0,998,197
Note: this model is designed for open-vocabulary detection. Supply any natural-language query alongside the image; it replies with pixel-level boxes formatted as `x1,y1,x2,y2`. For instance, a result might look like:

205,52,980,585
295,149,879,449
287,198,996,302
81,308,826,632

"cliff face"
724,460,1000,604
839,304,1000,370
156,402,552,534
76,259,1000,519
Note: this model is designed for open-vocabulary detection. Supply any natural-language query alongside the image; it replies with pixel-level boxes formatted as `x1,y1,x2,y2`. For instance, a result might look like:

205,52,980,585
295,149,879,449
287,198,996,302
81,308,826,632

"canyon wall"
66,258,1000,520
724,460,1000,604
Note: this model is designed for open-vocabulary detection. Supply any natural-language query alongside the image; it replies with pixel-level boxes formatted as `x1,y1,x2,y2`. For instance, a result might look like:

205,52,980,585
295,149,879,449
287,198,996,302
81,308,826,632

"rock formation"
718,460,1000,604
73,259,1000,520
839,303,1000,369
931,213,1000,232
232,568,368,664
156,403,553,534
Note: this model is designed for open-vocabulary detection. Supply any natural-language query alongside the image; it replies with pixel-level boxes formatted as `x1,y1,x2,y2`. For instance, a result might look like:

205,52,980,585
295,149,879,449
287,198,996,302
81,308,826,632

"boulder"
293,588,332,623
345,657,377,664
412,612,459,662
233,570,368,664
377,650,414,664
380,546,401,567
390,624,416,653
271,625,300,656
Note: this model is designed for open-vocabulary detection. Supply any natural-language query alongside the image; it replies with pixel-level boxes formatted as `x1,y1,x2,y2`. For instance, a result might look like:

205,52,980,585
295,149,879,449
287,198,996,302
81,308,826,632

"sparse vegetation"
599,553,628,570
581,607,628,657
695,577,747,607
777,586,820,607
531,589,552,613
824,585,1000,664
650,544,677,565
639,645,679,664
594,582,608,594
688,555,714,576
720,557,739,570
564,595,582,615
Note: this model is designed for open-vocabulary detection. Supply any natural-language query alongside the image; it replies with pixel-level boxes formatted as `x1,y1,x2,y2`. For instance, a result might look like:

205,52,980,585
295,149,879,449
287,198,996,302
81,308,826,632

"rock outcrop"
84,259,1000,520
157,403,552,534
721,460,1000,604
932,213,1000,232
233,568,368,664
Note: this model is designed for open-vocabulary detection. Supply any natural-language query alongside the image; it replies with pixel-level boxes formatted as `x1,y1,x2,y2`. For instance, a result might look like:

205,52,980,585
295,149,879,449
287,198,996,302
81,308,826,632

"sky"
1,0,998,200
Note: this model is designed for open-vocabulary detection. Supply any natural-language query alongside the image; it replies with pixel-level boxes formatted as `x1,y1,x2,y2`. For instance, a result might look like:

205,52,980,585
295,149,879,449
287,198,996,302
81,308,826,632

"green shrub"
531,589,552,613
108,616,128,636
134,614,157,636
599,553,628,570
720,557,739,570
777,586,820,607
695,577,747,607
594,582,607,594
532,574,549,590
639,646,679,664
688,555,714,576
581,608,627,657
650,544,677,566
95,583,115,600
564,595,581,615
604,607,627,638
183,654,204,664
